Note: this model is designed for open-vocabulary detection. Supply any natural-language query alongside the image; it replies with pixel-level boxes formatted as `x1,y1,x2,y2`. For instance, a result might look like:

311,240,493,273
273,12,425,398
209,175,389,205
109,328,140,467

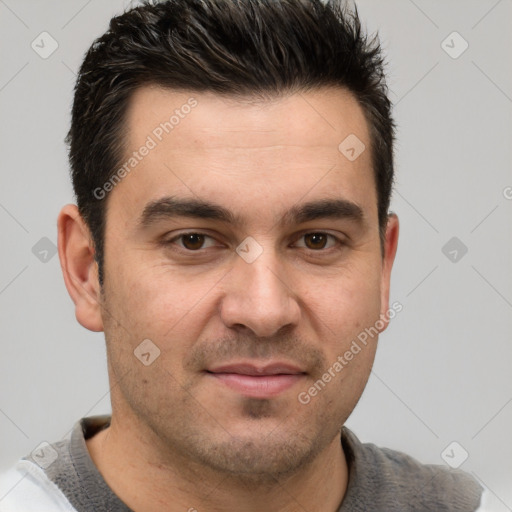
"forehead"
113,84,376,226
126,85,369,150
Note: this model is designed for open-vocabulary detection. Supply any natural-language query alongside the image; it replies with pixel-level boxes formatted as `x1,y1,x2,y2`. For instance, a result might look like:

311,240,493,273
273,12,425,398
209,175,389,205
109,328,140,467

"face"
93,85,397,478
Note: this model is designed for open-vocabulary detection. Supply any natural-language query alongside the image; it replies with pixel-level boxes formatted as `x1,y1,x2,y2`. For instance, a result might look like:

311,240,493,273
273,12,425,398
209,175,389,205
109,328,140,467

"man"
0,0,487,510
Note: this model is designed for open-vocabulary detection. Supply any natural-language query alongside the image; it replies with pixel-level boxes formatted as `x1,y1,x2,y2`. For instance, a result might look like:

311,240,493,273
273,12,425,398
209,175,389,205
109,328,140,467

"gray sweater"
18,416,482,511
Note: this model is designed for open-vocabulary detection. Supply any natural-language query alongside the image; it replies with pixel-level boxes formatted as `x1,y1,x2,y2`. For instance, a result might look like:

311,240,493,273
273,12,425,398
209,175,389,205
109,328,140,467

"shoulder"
341,427,484,512
0,460,76,512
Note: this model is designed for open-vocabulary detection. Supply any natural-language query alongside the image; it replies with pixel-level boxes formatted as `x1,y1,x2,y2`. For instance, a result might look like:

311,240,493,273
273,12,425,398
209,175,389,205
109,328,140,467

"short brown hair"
66,0,395,285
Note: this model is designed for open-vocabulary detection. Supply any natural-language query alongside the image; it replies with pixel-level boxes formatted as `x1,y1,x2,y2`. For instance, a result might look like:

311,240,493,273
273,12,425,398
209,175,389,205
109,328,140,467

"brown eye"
165,232,219,253
180,233,206,250
303,233,329,250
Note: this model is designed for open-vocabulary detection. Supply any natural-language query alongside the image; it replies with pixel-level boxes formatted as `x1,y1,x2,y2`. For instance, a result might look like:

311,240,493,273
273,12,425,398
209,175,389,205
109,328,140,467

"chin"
186,422,327,483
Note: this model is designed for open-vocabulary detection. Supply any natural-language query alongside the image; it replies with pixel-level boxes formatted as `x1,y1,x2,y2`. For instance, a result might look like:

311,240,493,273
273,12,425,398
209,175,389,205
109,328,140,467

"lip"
206,362,306,398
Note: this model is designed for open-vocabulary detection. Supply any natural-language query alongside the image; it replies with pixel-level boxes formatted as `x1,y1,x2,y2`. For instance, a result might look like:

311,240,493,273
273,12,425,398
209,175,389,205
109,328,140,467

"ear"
378,213,399,333
57,204,104,332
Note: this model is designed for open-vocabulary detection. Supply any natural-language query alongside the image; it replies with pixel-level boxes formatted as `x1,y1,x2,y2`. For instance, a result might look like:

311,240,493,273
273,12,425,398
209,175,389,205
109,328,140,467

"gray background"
1,0,511,509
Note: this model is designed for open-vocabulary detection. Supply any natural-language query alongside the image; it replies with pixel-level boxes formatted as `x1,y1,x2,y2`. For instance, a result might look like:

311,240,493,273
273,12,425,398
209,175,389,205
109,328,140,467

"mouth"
205,362,307,399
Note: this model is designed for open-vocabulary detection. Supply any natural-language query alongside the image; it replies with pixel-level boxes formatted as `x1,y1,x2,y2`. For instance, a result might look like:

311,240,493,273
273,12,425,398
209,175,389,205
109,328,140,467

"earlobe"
378,213,400,333
57,204,104,332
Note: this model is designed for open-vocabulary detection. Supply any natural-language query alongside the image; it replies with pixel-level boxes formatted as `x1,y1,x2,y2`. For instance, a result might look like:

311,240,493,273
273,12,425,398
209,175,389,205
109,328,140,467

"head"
59,0,399,482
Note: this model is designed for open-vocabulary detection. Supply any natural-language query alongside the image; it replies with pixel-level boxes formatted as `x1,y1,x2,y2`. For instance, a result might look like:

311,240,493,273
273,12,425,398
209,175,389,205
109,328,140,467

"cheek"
303,262,383,338
104,256,225,355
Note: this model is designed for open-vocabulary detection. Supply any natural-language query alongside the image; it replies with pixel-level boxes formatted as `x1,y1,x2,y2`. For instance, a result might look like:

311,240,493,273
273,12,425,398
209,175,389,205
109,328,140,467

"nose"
219,248,301,338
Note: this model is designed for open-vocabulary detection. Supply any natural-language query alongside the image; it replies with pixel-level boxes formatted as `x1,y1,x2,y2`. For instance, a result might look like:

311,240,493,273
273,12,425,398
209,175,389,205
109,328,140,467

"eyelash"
163,231,345,255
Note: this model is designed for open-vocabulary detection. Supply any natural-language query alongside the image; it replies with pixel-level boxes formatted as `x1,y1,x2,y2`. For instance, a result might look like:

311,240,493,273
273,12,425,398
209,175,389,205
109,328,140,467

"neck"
86,413,348,512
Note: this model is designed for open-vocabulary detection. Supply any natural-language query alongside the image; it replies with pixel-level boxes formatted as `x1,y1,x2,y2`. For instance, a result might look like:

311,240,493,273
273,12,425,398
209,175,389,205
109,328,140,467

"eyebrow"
138,196,365,229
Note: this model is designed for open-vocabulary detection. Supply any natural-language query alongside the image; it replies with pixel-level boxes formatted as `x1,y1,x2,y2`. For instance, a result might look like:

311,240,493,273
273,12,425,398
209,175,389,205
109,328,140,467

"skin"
58,85,399,512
